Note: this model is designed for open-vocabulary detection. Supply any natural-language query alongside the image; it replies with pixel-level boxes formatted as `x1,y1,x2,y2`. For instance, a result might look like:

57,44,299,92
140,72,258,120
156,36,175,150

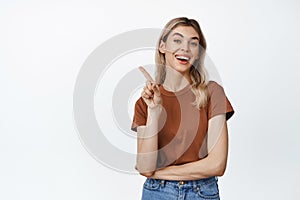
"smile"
175,55,190,61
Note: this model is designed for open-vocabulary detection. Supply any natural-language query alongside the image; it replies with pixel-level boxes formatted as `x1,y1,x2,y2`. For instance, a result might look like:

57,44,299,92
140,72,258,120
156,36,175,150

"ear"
159,40,166,54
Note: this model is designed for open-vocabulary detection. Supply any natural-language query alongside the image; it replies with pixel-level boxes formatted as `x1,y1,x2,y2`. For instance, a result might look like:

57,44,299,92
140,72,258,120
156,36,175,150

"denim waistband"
146,176,218,188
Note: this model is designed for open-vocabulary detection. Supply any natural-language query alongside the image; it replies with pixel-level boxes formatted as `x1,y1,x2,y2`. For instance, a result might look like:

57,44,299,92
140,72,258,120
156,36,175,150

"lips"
175,54,190,61
175,54,191,65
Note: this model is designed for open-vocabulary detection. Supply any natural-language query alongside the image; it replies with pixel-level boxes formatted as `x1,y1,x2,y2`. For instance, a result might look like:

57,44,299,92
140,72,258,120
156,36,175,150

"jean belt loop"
160,180,165,188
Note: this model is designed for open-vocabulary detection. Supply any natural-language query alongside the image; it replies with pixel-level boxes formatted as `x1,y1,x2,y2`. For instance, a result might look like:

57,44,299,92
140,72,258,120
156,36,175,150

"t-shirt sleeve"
207,81,234,120
131,97,148,132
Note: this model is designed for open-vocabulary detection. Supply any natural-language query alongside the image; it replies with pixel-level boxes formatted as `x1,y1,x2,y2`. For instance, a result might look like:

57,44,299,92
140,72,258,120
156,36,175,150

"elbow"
139,171,155,178
214,162,227,177
136,155,157,177
215,168,226,177
135,164,155,178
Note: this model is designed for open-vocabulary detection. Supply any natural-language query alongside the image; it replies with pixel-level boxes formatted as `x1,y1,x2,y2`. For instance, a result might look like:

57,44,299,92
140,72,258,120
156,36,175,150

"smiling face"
159,25,200,77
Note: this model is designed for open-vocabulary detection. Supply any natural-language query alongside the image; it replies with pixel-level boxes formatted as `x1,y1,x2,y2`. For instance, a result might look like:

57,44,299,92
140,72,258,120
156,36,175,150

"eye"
190,42,198,47
173,39,181,43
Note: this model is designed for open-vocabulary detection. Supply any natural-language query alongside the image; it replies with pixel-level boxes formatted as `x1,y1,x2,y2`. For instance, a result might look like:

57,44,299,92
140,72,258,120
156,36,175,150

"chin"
173,65,191,75
176,63,192,71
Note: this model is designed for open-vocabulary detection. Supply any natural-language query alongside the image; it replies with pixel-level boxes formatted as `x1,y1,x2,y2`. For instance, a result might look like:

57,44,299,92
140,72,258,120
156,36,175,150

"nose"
180,40,189,52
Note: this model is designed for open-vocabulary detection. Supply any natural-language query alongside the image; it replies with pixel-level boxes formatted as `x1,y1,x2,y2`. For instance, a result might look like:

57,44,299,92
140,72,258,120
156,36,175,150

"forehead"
170,26,199,38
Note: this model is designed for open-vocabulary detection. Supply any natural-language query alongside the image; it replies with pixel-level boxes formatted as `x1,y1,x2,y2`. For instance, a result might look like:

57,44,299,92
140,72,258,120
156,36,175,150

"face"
159,25,200,77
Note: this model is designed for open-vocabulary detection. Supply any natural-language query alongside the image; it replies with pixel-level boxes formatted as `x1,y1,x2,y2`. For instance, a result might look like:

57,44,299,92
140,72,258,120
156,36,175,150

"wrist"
148,104,163,111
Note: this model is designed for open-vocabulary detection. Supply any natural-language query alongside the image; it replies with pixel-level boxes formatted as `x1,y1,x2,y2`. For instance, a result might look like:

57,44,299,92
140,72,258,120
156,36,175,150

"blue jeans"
141,176,220,200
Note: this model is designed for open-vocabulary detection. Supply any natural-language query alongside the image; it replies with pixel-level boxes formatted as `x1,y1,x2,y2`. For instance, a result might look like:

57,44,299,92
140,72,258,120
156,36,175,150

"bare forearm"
136,128,158,175
136,105,163,175
151,155,226,180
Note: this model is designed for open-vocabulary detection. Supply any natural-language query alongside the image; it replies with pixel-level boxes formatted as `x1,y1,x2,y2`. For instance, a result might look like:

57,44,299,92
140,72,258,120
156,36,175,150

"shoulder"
207,80,223,89
207,81,225,96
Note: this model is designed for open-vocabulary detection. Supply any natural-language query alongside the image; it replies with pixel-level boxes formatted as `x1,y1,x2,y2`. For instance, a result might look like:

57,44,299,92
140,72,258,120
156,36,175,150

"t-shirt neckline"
159,84,192,97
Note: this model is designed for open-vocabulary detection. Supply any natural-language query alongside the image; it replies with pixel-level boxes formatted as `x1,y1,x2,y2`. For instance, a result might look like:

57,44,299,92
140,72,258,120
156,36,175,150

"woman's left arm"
150,114,228,180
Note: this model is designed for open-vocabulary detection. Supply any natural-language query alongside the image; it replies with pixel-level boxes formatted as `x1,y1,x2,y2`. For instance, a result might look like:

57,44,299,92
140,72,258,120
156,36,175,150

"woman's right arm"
135,66,163,177
136,105,163,177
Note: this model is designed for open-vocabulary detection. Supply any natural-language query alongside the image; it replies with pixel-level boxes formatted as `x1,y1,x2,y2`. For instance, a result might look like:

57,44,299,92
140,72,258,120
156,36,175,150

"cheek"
165,53,174,63
165,43,179,52
192,49,200,59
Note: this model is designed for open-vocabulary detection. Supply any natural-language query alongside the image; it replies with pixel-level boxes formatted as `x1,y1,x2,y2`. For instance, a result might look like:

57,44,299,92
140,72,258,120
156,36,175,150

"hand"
139,66,162,108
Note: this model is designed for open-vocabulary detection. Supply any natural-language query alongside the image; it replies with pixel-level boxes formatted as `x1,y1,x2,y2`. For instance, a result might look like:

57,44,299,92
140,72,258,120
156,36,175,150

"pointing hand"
139,66,162,108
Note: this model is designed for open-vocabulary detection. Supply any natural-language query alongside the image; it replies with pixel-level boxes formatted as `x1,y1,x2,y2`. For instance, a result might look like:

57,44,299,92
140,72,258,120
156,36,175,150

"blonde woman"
131,17,234,200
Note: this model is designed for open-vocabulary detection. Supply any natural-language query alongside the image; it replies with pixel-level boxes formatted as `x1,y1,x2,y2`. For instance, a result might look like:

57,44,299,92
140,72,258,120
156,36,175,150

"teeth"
176,55,190,61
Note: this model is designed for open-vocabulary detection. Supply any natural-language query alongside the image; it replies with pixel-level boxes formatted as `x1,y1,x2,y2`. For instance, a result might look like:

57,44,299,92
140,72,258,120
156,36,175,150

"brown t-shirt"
131,81,234,169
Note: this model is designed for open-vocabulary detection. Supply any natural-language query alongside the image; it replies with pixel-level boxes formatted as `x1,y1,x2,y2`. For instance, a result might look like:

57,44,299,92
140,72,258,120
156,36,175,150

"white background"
1,0,300,199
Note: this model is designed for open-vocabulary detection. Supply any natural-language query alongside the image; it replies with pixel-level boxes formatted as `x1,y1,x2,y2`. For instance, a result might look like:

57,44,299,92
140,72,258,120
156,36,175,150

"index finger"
139,66,155,83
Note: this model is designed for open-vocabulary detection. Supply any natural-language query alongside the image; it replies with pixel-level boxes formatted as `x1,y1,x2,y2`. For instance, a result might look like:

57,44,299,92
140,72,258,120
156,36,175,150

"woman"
131,17,234,200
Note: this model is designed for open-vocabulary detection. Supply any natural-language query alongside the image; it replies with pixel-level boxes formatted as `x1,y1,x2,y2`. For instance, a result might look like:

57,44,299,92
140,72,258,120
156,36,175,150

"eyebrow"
171,32,199,40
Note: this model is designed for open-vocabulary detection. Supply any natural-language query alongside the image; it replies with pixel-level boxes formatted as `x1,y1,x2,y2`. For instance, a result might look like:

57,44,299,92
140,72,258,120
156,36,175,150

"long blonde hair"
155,17,208,109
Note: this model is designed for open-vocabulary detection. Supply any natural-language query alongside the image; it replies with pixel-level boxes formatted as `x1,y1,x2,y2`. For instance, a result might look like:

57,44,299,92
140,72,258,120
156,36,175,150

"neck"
163,66,192,92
